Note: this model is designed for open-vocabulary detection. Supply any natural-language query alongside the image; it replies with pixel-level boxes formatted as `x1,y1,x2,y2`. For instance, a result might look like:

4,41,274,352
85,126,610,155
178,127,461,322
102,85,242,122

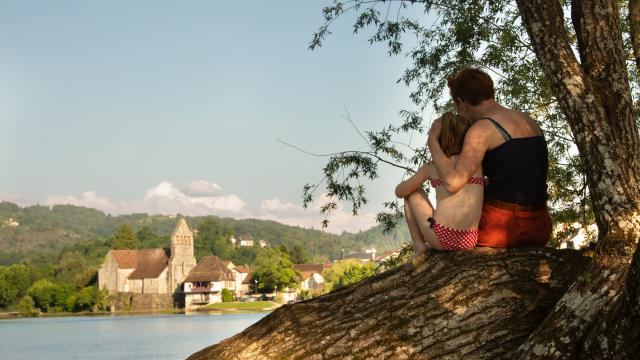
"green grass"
203,301,277,310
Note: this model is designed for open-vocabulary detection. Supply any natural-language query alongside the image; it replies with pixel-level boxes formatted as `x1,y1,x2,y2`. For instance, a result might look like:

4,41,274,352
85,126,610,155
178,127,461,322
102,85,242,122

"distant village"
98,219,401,311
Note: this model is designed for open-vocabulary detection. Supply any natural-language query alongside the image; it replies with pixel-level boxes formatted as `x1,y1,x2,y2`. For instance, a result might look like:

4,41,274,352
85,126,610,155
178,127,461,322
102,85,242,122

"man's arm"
428,122,488,193
395,163,432,198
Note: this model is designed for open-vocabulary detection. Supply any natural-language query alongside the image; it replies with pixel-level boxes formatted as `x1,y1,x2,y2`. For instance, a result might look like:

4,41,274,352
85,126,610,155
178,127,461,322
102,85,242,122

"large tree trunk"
188,247,588,359
513,0,640,357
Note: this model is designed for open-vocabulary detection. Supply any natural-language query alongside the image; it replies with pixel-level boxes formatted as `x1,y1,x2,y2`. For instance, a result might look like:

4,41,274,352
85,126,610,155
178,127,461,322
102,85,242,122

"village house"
237,235,254,247
340,247,377,262
293,263,331,293
183,255,236,310
231,265,252,298
229,234,267,248
220,260,253,298
98,218,197,298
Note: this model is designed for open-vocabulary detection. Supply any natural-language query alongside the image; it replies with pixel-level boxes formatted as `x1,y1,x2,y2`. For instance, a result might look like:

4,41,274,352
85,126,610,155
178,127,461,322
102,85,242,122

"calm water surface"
0,312,267,360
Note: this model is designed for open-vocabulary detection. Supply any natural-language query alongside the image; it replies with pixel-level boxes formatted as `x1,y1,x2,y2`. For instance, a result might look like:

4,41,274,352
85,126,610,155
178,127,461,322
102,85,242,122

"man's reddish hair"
447,67,495,106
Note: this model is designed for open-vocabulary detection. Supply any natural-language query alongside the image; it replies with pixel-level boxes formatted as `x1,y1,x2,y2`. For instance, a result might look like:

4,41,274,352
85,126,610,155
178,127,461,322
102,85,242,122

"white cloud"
256,196,378,234
260,197,300,212
43,180,248,217
18,182,378,234
46,191,111,209
182,180,221,196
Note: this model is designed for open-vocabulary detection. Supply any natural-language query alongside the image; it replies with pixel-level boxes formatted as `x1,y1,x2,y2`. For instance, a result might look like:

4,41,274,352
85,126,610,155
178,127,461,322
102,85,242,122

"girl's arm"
395,163,432,198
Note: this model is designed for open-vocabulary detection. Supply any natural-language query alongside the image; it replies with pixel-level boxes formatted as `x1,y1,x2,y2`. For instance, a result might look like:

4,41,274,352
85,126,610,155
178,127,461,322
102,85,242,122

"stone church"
98,218,197,296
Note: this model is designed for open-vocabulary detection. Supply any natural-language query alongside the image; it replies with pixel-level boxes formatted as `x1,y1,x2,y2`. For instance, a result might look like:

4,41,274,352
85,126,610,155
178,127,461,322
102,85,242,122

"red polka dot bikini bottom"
427,217,478,250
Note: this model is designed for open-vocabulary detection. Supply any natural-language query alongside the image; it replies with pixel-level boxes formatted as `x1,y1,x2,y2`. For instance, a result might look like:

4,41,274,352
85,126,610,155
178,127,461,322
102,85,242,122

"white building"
183,256,236,310
231,265,252,298
293,264,329,292
238,235,254,247
341,247,377,262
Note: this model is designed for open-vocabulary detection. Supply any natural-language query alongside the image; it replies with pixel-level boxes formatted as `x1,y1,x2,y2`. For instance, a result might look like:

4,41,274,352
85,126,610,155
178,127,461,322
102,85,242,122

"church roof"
171,218,192,238
127,248,170,279
110,250,140,269
184,256,235,283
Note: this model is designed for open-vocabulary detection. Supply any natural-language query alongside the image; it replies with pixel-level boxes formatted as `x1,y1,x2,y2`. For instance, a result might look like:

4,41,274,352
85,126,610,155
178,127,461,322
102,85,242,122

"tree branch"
276,137,415,173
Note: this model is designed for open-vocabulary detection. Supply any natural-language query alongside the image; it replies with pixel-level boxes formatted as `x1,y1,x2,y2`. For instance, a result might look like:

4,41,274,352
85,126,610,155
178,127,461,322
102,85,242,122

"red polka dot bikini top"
430,176,487,188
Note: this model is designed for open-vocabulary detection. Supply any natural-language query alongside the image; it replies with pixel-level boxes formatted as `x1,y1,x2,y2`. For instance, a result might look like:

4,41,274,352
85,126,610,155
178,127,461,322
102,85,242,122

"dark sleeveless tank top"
481,117,549,205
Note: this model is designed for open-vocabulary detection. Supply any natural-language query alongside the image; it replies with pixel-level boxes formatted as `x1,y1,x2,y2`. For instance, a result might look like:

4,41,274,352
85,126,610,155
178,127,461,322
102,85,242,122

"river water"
0,312,267,360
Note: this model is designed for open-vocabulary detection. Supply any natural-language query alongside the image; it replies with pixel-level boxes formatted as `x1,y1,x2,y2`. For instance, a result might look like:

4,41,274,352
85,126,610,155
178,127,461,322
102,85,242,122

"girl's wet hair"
438,112,474,156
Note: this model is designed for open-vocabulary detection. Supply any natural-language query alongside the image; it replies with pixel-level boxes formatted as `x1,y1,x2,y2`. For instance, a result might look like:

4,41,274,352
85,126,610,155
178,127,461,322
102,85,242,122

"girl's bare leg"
406,188,445,251
403,200,429,258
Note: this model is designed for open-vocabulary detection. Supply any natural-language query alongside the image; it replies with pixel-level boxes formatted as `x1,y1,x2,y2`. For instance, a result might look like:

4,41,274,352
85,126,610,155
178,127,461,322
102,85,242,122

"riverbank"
1,302,279,320
0,308,183,320
195,301,280,313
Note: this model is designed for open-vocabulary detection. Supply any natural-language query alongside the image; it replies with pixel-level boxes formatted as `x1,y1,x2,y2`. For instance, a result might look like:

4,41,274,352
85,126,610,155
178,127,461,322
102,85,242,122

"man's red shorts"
477,200,552,248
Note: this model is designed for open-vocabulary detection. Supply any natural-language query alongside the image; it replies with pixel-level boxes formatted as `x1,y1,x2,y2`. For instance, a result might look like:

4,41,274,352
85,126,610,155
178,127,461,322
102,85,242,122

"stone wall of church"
108,293,173,312
117,268,134,292
127,272,167,294
98,254,135,294
98,256,117,293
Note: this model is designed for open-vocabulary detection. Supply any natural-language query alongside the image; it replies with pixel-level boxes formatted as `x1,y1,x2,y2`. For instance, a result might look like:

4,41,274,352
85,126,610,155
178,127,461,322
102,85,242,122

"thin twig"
276,137,415,172
341,107,371,146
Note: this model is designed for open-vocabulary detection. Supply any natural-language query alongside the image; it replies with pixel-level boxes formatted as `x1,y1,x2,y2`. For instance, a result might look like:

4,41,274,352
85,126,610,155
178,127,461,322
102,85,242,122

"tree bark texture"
517,0,640,236
514,1,640,358
188,247,588,360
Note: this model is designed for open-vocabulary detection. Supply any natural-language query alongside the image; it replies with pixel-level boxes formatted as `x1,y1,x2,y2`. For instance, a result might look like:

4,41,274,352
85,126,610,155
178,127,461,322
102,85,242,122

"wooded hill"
0,201,409,267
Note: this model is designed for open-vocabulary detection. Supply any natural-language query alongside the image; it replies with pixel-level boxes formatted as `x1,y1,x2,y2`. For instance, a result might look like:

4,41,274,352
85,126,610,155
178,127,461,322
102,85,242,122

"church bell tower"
167,218,197,294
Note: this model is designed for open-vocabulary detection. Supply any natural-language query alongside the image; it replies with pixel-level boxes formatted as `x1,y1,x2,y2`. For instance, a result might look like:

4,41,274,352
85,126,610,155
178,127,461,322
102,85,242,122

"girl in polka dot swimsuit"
395,112,485,257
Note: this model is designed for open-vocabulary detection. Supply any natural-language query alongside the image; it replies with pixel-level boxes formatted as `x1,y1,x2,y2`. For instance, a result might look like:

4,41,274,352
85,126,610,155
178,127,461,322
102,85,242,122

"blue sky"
0,1,434,233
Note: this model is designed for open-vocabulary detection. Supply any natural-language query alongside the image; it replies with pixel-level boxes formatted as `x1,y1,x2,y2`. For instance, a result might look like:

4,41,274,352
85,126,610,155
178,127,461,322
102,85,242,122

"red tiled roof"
110,250,139,269
234,266,251,273
242,273,253,285
293,264,324,273
128,248,170,279
184,256,235,283
293,264,325,280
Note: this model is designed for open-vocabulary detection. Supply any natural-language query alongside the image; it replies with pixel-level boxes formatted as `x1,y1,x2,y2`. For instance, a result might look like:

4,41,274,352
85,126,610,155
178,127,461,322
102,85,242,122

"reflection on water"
0,312,267,360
